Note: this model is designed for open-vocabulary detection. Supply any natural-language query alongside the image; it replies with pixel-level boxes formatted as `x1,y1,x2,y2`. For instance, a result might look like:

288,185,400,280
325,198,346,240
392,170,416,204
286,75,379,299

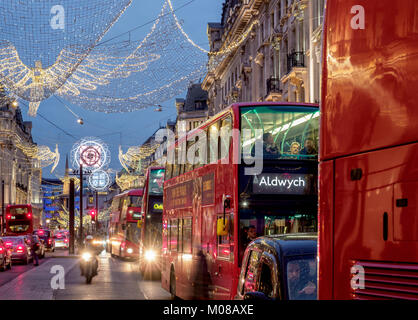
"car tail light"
48,239,52,244
4,242,12,248
64,239,68,243
0,247,4,254
16,245,24,253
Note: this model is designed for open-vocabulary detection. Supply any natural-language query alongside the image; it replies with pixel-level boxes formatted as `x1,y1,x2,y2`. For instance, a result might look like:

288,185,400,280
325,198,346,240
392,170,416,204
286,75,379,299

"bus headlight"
82,252,92,262
127,248,133,254
145,249,156,261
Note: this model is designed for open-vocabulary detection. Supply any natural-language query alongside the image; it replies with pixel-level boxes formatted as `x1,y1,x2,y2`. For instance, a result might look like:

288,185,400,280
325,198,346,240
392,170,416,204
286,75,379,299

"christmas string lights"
0,0,259,115
0,0,132,114
118,143,160,172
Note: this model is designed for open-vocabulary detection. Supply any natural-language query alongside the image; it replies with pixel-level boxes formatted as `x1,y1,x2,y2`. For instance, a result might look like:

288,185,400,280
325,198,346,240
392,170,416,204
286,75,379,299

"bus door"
213,204,234,300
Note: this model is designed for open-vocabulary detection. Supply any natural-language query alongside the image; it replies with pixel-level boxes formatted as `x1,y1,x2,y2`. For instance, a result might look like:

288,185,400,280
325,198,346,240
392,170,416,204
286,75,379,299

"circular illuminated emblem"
71,137,110,170
88,170,111,191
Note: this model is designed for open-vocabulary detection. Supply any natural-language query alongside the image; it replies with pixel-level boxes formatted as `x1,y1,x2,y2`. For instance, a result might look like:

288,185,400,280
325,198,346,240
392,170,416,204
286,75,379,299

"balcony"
287,51,305,74
265,77,282,101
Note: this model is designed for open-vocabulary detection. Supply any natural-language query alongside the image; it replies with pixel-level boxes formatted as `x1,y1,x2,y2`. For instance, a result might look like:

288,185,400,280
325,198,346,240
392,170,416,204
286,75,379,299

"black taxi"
235,233,317,300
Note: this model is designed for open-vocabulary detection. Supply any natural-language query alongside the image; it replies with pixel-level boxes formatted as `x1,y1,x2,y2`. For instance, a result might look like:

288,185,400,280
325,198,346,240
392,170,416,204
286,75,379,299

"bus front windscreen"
128,196,142,208
149,169,165,195
241,106,319,160
8,220,31,233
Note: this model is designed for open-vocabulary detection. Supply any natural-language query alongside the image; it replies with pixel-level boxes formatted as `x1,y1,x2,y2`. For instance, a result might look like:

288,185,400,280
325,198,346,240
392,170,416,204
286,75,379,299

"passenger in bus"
300,138,317,156
290,142,301,155
263,133,280,158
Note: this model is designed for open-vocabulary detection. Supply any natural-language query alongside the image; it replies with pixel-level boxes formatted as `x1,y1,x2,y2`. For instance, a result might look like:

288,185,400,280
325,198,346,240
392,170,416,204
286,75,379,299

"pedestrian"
30,235,39,266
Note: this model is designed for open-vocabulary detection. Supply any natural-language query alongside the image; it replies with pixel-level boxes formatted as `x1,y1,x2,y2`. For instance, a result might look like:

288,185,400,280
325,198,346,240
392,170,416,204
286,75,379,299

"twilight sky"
22,0,224,179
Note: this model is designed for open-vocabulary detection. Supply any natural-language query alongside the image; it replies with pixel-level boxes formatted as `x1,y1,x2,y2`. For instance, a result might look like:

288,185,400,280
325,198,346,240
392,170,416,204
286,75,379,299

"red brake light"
48,239,52,244
4,242,12,248
27,213,32,219
0,247,4,254
16,245,24,253
64,239,68,243
6,214,11,220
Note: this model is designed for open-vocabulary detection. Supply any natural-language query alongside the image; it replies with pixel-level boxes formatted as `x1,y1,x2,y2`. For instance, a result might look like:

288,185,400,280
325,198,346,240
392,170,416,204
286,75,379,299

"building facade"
0,94,43,225
203,0,324,115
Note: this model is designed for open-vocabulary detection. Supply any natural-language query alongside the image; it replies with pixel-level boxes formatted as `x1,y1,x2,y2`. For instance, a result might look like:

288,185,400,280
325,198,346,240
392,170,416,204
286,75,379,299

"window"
259,262,274,298
286,256,317,300
186,139,195,172
220,116,233,160
243,250,261,294
169,219,178,252
217,213,234,260
208,121,221,164
165,163,173,181
182,217,192,254
240,106,319,160
173,148,180,177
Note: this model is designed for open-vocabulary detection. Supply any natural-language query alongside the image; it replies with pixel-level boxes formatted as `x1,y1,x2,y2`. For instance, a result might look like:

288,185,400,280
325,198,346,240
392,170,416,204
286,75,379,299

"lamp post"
79,164,83,246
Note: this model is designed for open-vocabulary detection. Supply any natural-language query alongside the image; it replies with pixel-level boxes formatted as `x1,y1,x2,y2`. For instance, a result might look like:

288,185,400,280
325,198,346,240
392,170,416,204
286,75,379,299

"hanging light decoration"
119,143,160,172
0,0,258,115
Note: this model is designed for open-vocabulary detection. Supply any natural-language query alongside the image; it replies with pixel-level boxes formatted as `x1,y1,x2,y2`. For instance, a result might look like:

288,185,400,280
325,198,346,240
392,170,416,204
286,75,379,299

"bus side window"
220,115,232,160
173,148,180,178
208,122,220,164
186,140,195,173
169,219,178,252
182,217,192,254
165,163,173,181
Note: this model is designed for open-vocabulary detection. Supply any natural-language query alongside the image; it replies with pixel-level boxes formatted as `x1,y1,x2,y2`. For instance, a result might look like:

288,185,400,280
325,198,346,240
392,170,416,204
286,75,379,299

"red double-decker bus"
108,189,143,259
161,102,319,299
5,204,35,236
319,0,418,299
138,167,165,277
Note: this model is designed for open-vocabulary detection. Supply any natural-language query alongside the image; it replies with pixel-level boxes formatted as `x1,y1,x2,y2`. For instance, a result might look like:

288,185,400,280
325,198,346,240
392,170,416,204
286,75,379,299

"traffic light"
89,209,97,220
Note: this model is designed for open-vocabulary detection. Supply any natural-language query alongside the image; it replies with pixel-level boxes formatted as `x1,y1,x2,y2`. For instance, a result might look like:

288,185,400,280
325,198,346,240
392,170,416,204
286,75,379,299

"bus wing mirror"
217,217,229,236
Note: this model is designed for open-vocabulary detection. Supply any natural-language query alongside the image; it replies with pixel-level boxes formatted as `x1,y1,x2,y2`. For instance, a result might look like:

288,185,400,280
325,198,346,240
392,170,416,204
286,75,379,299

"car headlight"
127,248,133,254
82,252,92,262
144,249,156,261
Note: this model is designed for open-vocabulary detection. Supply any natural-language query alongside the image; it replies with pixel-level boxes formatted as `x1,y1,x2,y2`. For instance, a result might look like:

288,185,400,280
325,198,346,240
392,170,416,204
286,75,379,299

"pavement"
0,250,171,300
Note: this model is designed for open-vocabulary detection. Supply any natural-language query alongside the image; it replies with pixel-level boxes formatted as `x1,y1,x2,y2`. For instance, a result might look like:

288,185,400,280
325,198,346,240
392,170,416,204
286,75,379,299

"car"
0,239,12,271
235,233,317,301
1,236,32,264
33,229,55,252
54,233,69,249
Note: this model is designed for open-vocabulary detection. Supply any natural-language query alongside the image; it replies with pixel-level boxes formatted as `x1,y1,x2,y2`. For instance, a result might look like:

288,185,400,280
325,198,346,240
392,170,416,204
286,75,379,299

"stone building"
175,83,209,132
202,0,324,116
0,94,43,223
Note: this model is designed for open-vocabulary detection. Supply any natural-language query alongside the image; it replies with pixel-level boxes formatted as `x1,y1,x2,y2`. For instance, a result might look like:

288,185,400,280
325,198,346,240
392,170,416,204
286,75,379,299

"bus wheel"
170,268,177,300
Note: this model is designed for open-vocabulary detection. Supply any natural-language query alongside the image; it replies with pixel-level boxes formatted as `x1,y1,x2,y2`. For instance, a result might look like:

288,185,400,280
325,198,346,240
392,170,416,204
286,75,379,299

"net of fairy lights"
0,0,259,116
118,143,160,173
0,0,132,116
